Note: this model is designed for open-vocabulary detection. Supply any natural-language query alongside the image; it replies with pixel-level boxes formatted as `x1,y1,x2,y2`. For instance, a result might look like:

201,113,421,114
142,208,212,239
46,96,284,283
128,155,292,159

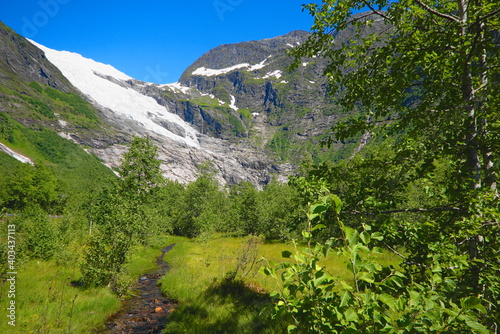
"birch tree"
290,0,500,329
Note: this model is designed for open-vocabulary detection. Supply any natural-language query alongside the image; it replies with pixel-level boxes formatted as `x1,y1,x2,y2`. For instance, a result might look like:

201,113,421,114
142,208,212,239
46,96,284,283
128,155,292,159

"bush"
16,207,59,260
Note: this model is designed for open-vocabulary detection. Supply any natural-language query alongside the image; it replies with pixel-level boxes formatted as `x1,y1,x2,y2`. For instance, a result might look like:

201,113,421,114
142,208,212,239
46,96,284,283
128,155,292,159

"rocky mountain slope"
0,22,288,187
0,16,386,186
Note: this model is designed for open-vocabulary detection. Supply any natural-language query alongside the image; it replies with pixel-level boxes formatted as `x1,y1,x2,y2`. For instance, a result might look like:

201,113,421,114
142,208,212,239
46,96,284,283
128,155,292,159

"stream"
98,244,177,334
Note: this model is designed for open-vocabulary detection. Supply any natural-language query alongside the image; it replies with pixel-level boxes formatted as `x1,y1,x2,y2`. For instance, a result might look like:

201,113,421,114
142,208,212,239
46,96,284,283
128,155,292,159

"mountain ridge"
0,18,386,186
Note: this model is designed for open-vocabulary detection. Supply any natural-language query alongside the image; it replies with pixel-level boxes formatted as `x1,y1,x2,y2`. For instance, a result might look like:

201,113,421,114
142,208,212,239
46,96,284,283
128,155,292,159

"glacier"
28,39,200,148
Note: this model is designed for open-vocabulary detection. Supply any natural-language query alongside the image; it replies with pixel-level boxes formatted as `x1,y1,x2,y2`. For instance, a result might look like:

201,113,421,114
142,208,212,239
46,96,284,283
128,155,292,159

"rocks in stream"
100,245,176,334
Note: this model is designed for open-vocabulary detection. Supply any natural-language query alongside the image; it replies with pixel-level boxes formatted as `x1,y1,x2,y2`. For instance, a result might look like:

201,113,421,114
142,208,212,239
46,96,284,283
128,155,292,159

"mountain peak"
179,30,311,81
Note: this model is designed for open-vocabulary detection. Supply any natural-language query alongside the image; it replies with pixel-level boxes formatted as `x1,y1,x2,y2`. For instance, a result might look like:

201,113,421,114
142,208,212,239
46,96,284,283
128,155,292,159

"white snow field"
28,40,200,148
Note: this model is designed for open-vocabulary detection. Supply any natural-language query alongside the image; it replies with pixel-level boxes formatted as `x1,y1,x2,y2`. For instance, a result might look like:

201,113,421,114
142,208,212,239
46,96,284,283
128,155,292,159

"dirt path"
98,244,177,334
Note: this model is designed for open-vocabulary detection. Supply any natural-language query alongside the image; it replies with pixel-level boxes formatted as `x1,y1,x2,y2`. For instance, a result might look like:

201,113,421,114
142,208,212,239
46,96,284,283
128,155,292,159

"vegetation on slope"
0,0,499,332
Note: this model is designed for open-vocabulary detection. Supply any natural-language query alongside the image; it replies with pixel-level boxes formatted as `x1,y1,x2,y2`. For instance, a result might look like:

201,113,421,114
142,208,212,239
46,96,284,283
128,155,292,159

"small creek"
97,244,177,334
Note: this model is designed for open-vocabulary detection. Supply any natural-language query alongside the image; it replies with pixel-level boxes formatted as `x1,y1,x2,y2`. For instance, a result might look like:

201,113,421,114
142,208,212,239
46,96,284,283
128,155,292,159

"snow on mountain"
162,82,192,94
262,70,282,79
229,95,238,111
192,63,250,76
191,56,271,77
28,40,200,148
0,142,34,164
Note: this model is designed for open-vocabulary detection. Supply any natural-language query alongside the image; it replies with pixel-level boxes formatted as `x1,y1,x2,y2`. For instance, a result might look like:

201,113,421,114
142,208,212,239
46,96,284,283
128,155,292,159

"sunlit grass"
0,235,171,334
0,259,120,334
159,234,402,333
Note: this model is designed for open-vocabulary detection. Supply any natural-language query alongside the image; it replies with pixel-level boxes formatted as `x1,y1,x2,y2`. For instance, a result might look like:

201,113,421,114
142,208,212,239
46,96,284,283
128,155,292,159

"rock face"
0,22,74,92
0,17,386,187
176,30,334,131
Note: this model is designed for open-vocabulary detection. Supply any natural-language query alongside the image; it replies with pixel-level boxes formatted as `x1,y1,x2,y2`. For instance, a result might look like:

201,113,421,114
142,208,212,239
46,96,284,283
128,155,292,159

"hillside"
0,16,387,186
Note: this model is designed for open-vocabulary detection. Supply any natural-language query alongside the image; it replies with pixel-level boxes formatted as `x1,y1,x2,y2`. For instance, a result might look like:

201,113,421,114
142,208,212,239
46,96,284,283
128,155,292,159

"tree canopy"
274,0,500,332
291,0,499,192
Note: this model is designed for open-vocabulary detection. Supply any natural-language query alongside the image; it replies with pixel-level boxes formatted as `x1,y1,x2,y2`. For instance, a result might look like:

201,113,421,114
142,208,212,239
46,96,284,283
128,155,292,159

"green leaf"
330,194,343,214
360,231,371,245
345,227,359,245
461,296,486,313
259,267,272,276
287,324,297,333
371,232,383,241
344,308,359,322
282,250,293,258
340,290,352,307
465,320,490,334
311,223,326,232
357,272,375,284
379,293,398,311
311,203,328,214
306,212,319,221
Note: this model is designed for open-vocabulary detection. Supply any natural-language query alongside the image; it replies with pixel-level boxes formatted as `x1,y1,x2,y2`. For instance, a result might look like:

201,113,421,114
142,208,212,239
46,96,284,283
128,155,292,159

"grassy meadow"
159,234,401,333
0,232,171,334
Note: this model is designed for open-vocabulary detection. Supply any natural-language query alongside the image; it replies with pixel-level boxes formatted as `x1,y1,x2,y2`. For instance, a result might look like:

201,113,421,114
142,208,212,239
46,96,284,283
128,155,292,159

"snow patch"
0,142,33,164
263,70,282,79
229,95,238,111
192,56,271,77
193,64,249,76
162,82,191,94
29,40,200,148
248,56,271,71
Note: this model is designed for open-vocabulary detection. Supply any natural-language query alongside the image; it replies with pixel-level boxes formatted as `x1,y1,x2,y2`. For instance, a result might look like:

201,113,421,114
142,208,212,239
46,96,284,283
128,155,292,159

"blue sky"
0,0,318,83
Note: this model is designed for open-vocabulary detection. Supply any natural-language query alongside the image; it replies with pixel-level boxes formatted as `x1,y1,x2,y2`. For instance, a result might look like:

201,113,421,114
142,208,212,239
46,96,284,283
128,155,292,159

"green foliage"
42,86,98,120
229,181,261,235
0,111,115,206
173,170,228,237
14,207,60,260
238,108,252,121
1,162,64,213
119,136,163,198
81,137,165,287
212,85,231,103
287,1,500,330
81,186,132,285
20,94,55,119
266,131,291,160
228,113,247,136
293,0,499,189
263,196,491,333
258,180,301,240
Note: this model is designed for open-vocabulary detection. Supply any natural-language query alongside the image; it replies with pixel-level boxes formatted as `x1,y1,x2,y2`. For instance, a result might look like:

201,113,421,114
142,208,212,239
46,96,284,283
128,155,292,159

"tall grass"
0,259,120,334
159,234,402,333
0,234,171,334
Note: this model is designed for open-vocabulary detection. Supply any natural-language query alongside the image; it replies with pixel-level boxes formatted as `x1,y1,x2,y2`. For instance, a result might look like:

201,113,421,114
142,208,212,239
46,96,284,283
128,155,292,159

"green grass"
159,235,287,333
159,234,402,333
0,227,171,334
0,259,120,334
